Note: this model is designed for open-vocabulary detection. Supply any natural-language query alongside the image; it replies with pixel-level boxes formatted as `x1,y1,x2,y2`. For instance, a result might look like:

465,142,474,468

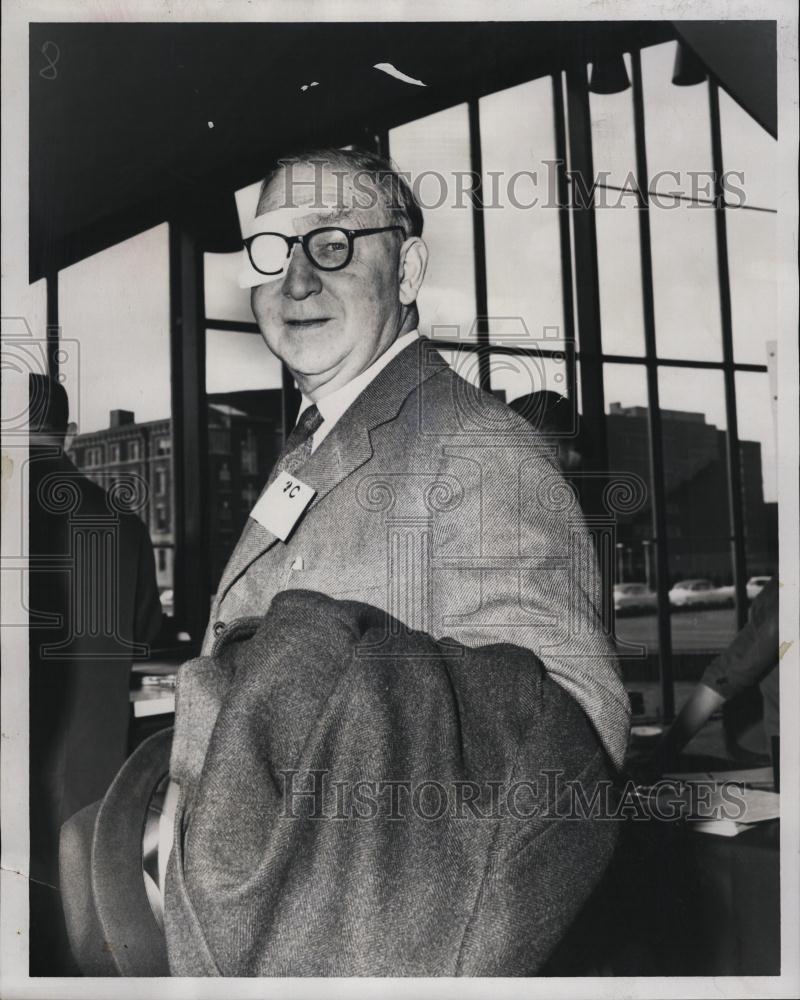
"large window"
390,105,477,341
59,223,176,620
40,36,777,717
203,325,284,589
383,40,777,718
480,76,564,344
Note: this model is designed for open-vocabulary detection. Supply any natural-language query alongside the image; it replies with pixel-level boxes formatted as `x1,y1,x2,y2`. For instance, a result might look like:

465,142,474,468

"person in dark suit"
28,374,161,974
508,390,593,474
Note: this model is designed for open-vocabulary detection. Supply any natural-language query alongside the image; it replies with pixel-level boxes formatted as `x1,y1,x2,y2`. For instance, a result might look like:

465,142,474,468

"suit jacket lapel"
216,338,447,602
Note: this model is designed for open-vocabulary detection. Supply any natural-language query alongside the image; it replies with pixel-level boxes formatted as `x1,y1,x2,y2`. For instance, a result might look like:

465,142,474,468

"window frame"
42,41,775,713
382,53,773,721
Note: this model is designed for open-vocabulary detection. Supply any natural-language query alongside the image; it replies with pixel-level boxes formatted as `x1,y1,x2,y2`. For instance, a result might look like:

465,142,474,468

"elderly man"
60,147,631,977
170,146,624,961
204,150,628,754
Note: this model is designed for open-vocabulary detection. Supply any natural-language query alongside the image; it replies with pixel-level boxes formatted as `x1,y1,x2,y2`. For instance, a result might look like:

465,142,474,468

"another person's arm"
651,682,725,773
651,577,778,773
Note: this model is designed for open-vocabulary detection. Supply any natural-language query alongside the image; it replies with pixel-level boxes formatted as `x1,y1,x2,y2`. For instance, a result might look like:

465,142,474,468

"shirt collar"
297,330,420,428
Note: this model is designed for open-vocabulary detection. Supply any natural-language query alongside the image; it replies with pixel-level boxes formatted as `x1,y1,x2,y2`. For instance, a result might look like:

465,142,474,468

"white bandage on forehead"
238,205,335,289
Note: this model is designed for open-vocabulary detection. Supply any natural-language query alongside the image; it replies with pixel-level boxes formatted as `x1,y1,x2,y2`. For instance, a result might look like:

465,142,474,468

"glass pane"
736,371,778,579
60,225,171,433
479,77,563,344
60,224,175,612
389,104,477,341
204,251,254,325
596,205,645,356
726,207,777,366
587,55,646,357
668,548,738,656
205,329,284,591
657,367,738,657
205,328,282,394
650,202,722,360
589,53,636,189
488,352,568,405
604,365,657,656
575,356,584,415
658,363,732,565
719,87,777,211
641,41,713,200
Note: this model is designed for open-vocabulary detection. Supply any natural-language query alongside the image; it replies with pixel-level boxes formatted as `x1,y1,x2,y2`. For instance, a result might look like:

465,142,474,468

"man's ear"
398,237,428,306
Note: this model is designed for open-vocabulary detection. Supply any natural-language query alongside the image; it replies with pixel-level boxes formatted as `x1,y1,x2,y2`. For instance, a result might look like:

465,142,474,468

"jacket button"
212,621,226,637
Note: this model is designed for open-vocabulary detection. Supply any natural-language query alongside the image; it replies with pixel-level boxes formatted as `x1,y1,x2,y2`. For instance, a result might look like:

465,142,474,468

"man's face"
250,163,406,393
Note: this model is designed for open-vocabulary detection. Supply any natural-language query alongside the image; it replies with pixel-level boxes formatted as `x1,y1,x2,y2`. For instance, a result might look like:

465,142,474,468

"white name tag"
250,472,316,541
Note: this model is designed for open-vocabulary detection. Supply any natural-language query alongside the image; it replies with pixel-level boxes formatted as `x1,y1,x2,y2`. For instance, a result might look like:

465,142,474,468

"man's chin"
281,345,350,382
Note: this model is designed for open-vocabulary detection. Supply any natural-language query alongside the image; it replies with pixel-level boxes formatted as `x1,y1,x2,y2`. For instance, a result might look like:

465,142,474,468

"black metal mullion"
431,339,569,360
709,80,749,630
205,318,260,334
631,49,675,721
375,129,390,161
46,270,59,380
597,182,778,215
357,127,390,159
589,354,768,372
467,99,491,390
434,338,768,374
169,223,209,646
565,60,608,476
552,73,577,403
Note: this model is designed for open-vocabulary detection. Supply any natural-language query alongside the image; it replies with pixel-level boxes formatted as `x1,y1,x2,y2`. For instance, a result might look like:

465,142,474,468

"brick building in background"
68,395,776,612
606,403,777,585
68,390,284,608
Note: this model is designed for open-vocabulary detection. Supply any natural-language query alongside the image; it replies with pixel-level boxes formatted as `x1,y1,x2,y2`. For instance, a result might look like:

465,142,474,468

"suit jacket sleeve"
427,428,630,770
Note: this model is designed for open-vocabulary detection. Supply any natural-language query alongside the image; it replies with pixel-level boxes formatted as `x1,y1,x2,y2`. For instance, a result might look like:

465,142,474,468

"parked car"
714,584,736,607
746,575,772,600
668,578,731,609
614,582,657,616
159,588,174,615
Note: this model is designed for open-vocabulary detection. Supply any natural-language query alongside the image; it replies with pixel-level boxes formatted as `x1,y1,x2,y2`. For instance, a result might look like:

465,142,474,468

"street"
616,607,740,653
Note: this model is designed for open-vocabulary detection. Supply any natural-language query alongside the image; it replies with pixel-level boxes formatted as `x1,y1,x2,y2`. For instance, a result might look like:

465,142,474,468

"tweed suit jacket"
200,337,630,769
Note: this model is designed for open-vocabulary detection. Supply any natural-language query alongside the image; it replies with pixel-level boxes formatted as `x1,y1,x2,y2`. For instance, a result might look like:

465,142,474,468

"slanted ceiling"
31,19,773,281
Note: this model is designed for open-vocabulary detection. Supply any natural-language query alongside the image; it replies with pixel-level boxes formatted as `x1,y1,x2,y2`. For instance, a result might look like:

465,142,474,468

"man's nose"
282,243,322,300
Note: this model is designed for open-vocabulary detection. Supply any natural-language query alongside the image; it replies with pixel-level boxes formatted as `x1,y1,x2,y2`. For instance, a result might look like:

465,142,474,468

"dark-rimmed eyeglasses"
243,225,406,276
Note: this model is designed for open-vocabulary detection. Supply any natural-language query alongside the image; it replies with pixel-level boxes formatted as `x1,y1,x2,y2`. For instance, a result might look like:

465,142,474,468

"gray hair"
258,146,424,239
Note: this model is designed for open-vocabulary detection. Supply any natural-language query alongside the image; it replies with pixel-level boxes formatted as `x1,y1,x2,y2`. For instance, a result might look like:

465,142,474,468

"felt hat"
60,727,173,976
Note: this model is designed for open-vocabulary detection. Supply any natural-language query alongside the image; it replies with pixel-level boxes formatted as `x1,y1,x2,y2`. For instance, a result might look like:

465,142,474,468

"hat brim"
91,727,173,976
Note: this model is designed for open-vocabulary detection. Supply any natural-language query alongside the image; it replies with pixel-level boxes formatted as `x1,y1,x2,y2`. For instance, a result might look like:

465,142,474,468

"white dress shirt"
296,330,420,453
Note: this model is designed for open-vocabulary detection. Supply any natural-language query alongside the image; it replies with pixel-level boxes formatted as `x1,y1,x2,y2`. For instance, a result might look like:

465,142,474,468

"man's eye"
324,241,348,252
